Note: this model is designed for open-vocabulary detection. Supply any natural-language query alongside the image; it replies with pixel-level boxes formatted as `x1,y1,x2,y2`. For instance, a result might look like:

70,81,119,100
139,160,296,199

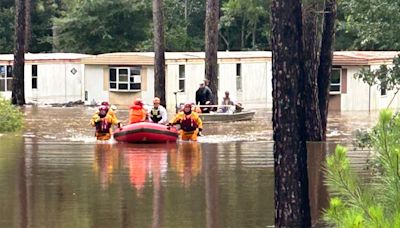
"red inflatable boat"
113,122,179,143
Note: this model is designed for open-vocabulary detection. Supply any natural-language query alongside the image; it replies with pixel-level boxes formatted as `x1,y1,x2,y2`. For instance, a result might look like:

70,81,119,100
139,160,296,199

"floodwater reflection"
0,106,378,227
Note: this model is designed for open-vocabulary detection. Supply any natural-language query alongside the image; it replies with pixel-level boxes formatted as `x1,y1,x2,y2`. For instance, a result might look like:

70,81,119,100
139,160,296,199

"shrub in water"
324,109,400,227
0,96,23,132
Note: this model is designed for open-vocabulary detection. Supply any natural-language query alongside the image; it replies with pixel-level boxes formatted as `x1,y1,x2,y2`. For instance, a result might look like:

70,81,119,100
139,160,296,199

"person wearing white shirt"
148,97,168,124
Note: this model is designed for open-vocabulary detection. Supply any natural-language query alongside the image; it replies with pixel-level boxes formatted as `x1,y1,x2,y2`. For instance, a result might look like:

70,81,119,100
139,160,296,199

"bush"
0,96,23,132
324,109,400,227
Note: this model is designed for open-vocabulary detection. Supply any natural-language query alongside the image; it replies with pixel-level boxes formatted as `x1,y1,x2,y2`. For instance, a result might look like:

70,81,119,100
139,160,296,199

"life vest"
180,114,198,132
150,107,162,123
96,118,112,134
129,105,146,124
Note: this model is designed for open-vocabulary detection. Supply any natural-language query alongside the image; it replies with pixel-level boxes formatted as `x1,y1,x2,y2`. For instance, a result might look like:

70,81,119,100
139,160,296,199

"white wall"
24,63,83,104
165,61,270,111
218,63,237,103
241,62,269,109
166,63,205,111
341,66,375,111
142,66,155,105
84,65,108,105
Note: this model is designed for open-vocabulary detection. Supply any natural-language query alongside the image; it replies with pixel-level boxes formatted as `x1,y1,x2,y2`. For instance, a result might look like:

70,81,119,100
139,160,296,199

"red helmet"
184,103,192,109
98,105,109,117
101,101,109,106
153,97,161,104
134,98,143,106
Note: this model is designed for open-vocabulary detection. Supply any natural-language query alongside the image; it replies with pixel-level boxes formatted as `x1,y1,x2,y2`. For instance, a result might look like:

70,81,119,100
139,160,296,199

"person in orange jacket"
129,98,147,124
90,105,120,140
168,103,203,141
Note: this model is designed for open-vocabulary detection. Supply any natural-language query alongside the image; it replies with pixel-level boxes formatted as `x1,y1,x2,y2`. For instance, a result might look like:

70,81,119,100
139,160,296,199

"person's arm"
168,112,182,125
160,106,168,124
90,113,100,126
194,112,203,130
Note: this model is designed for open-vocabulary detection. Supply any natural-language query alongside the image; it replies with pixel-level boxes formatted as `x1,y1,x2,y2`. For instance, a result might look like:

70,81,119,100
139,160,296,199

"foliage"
337,0,400,50
0,96,23,132
220,0,270,50
353,128,372,149
324,109,400,227
0,0,14,53
354,55,400,108
354,55,400,90
54,0,152,54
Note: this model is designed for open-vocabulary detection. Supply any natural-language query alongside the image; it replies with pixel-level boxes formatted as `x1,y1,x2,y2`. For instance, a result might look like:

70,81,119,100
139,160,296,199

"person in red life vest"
90,105,120,140
168,103,203,141
129,98,147,124
148,97,168,124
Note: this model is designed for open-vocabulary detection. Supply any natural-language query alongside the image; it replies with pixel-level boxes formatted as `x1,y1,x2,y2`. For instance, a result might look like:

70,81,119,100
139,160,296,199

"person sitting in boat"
218,91,235,113
148,97,168,124
195,81,213,113
90,105,120,140
129,98,148,124
168,103,203,141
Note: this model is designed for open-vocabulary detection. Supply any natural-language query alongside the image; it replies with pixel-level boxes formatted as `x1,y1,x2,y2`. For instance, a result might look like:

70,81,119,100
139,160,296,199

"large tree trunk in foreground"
301,0,325,141
271,0,311,226
205,0,219,105
12,0,26,105
153,0,166,107
318,0,337,140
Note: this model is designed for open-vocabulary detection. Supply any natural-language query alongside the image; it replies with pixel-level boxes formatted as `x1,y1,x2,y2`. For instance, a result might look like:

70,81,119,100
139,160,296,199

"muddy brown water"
0,106,377,227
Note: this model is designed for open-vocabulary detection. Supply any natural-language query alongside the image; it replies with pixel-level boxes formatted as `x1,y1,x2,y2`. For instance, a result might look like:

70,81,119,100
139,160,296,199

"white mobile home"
0,53,89,104
81,51,272,111
329,51,400,111
2,51,400,112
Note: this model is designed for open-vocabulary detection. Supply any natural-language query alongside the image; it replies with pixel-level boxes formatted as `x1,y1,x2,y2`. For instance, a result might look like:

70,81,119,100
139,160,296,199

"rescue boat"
113,122,179,143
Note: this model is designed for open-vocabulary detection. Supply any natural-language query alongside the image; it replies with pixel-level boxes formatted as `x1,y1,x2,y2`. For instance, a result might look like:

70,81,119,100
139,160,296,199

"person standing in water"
90,105,120,140
168,103,203,141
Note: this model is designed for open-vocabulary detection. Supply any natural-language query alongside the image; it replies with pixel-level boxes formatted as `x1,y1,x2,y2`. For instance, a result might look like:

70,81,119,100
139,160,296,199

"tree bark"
240,16,245,49
271,0,311,226
24,0,32,52
318,0,337,140
153,0,166,107
205,0,219,105
12,0,26,105
301,0,325,141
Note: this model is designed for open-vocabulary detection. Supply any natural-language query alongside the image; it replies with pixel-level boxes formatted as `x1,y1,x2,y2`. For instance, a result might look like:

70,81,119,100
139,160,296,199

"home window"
0,65,13,92
236,63,242,91
330,68,341,93
381,88,387,96
32,65,37,89
109,67,141,91
179,65,185,92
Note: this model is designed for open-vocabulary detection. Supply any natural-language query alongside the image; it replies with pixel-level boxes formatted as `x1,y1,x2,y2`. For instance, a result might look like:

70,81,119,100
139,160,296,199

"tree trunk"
271,0,311,226
318,0,337,140
252,21,257,49
153,0,166,107
240,16,245,49
12,0,26,105
301,0,325,141
205,0,219,105
24,0,32,52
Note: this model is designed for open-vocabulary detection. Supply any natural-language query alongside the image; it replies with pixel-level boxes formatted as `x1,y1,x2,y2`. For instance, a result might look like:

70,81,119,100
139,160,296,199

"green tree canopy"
337,0,400,50
54,0,152,54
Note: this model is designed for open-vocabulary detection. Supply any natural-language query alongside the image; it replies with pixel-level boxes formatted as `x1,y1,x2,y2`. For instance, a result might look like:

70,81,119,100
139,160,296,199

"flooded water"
0,106,377,227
